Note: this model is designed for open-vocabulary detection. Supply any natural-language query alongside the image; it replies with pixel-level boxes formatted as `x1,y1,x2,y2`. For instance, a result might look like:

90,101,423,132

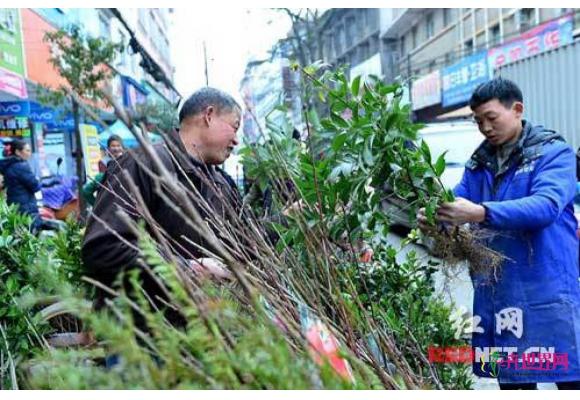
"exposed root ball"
428,225,505,275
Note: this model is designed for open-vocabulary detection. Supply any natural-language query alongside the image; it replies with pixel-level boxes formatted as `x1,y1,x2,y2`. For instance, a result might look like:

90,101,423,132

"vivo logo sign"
30,112,55,121
59,119,75,128
0,104,21,113
0,101,30,117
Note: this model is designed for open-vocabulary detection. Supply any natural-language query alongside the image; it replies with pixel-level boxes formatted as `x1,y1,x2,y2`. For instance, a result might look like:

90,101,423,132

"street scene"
1,6,580,393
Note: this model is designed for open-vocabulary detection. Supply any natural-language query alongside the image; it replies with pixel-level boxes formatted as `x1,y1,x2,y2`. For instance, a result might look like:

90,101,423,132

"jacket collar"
163,131,228,185
466,120,564,172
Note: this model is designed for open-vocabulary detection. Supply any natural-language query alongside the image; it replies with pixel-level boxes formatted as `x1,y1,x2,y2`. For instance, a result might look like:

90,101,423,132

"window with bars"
490,24,501,46
443,8,452,27
346,17,356,48
426,13,435,39
464,38,474,55
520,8,535,32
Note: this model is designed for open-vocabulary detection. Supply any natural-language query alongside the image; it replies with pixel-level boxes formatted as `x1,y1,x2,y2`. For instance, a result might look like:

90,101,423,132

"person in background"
84,135,126,206
0,139,41,231
98,134,125,173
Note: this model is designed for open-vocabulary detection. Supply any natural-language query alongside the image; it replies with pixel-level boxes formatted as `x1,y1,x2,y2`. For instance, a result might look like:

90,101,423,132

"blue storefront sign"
29,102,74,131
29,101,56,124
442,51,490,107
0,101,75,131
0,100,30,117
121,75,148,112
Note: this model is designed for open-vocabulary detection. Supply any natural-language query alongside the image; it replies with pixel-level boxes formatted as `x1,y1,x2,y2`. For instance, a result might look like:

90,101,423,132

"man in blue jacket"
420,78,580,389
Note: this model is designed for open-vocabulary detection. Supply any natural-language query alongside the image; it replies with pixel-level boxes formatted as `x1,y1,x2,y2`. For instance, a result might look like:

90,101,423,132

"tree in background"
43,25,122,216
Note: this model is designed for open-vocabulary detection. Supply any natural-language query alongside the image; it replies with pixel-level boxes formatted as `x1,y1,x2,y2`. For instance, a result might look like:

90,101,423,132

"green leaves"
240,63,455,243
5,276,18,293
330,112,349,129
420,140,432,165
434,152,447,177
443,189,456,203
329,160,355,182
44,26,123,98
362,135,375,166
351,76,361,97
331,133,348,151
302,59,328,76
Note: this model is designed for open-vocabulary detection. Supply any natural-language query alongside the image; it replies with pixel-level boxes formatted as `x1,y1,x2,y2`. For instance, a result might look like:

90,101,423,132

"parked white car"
420,120,483,190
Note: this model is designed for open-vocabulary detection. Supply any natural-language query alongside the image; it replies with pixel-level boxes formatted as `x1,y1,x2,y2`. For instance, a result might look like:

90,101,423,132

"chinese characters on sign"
441,51,490,107
426,15,573,110
0,66,27,99
412,70,441,110
79,124,101,179
488,14,574,70
0,116,30,137
0,9,26,76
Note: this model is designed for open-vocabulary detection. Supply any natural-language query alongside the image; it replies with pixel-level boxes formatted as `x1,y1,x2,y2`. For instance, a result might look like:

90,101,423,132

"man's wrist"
472,204,486,223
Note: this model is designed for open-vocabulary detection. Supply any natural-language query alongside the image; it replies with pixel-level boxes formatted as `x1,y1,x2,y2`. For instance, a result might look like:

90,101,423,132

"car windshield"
420,129,483,166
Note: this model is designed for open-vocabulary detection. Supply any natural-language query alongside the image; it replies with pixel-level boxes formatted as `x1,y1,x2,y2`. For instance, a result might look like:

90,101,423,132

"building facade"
243,8,580,141
304,9,399,83
115,8,175,103
0,7,177,178
382,8,580,120
240,41,302,145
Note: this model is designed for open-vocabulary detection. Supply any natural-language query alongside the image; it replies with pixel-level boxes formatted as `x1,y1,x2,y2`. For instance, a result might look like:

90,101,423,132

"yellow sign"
79,124,101,179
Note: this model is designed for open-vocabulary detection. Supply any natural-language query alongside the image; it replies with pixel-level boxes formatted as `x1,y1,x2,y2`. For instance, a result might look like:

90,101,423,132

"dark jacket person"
81,88,242,325
0,139,41,230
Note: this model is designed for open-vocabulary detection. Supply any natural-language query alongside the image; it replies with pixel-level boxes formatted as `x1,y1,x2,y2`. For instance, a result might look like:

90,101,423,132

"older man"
82,87,242,324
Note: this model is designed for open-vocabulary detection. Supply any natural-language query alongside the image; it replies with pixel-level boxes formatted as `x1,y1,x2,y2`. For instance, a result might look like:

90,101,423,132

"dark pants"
500,381,580,390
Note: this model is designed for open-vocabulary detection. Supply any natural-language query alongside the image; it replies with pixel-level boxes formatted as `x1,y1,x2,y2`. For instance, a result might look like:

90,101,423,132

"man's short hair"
469,78,523,110
107,134,123,148
178,87,241,123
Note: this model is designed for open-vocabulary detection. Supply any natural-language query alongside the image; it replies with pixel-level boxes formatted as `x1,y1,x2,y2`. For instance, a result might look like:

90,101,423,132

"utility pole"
71,96,87,219
203,41,209,86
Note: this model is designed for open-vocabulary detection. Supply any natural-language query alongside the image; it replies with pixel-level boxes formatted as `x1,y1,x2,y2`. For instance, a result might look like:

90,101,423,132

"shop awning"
99,120,164,149
435,106,473,120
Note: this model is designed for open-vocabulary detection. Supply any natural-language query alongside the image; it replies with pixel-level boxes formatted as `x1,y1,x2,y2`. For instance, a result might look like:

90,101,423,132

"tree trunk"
72,96,87,219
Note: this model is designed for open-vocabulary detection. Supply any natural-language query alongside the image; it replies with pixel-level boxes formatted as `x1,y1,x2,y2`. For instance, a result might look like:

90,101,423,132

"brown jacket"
81,135,243,317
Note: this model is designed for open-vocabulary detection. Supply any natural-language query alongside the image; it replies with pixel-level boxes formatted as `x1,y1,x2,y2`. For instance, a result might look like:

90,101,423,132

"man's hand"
191,257,232,280
417,207,435,233
282,199,304,217
359,247,374,263
436,198,486,225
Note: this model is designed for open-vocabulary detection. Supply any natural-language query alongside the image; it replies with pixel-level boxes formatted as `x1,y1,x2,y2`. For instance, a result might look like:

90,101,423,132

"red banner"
0,66,27,98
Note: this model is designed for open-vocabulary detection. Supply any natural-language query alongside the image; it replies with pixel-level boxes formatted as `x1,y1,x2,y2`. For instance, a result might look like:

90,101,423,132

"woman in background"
0,139,41,231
